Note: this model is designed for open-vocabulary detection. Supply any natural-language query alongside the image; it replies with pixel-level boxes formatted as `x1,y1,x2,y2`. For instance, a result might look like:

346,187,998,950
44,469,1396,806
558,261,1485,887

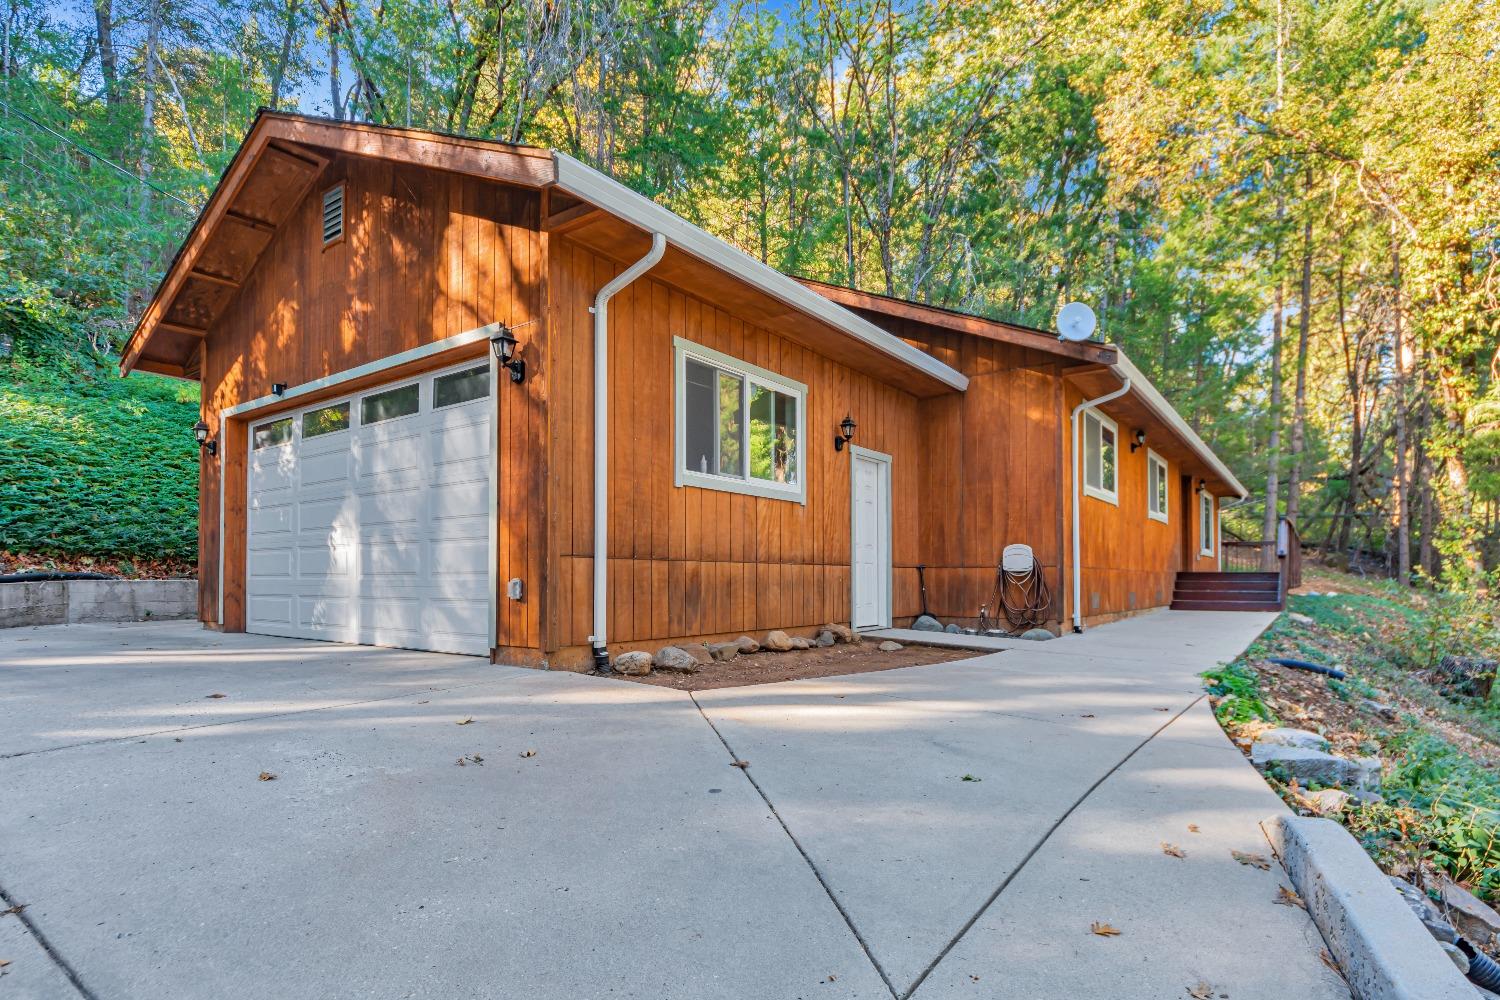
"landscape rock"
1304,788,1352,815
1256,727,1331,751
613,651,653,676
678,643,714,665
707,642,740,662
912,614,944,632
1019,627,1054,641
733,635,760,654
944,623,962,633
1250,743,1376,790
1389,877,1459,944
877,640,903,652
1439,942,1469,975
1352,755,1383,789
653,646,701,674
1347,789,1385,806
1289,612,1315,626
824,623,856,644
763,630,794,652
815,630,836,648
1359,698,1399,721
1436,875,1500,951
789,637,811,650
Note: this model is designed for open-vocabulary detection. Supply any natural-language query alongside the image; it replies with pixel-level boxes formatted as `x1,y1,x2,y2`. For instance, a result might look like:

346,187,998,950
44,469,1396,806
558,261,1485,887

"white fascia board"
1110,349,1248,498
551,152,968,394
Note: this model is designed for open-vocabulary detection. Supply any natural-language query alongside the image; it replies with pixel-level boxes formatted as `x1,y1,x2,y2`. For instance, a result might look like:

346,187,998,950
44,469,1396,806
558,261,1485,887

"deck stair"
1170,572,1283,612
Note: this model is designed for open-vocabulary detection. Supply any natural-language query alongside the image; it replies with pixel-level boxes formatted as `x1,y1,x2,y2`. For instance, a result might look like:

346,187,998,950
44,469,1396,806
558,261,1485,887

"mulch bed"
0,550,197,579
620,640,981,691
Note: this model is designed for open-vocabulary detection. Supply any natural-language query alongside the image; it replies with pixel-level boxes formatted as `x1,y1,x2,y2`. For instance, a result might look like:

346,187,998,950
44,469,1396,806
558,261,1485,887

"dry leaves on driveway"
455,717,474,726
258,771,277,781
1090,921,1122,937
1231,850,1271,870
519,749,537,758
1275,885,1307,909
205,693,226,699
1161,842,1186,858
1187,982,1214,999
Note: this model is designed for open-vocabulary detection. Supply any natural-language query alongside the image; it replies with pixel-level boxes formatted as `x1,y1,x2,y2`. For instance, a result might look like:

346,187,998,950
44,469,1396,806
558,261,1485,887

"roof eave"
1110,349,1247,498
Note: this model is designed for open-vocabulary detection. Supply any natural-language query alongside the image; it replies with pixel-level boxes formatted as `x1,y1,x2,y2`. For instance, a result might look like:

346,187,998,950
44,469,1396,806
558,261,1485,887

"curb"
1261,813,1476,999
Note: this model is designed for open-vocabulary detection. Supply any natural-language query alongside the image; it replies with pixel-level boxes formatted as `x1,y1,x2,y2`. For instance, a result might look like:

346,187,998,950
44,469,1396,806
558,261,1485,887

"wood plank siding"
543,238,927,664
196,154,546,650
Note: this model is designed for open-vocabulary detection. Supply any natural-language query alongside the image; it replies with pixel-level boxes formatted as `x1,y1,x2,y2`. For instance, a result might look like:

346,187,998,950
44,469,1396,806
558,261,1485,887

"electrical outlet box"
506,578,524,601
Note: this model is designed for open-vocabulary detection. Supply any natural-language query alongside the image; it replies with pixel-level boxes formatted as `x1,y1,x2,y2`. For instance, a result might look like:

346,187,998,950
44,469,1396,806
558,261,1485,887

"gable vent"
321,184,344,245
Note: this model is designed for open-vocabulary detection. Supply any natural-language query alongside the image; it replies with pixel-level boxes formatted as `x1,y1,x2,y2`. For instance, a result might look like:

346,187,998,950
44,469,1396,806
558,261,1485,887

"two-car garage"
243,359,494,656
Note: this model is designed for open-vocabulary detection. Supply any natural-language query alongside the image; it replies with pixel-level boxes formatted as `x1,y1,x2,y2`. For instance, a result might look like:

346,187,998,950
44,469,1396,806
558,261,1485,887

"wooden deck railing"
1222,518,1301,607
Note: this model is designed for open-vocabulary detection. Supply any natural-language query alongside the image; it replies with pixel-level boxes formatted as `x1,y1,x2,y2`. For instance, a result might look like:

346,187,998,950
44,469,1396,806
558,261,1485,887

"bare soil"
620,640,981,691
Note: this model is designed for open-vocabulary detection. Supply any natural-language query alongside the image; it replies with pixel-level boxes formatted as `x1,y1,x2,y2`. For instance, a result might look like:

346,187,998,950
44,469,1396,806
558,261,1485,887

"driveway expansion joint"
0,884,95,999
689,691,901,1000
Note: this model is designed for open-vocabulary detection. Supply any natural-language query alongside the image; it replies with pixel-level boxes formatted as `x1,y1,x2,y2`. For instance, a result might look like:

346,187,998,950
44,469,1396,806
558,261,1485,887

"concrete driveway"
0,615,1350,1000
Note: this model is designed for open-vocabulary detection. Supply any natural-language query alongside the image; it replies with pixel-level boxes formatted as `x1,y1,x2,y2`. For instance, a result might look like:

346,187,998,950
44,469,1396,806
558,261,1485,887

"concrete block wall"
0,580,197,629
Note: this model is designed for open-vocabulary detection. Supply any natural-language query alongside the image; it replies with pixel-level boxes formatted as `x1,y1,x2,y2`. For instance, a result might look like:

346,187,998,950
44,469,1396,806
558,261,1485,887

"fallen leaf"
455,757,466,766
1188,824,1201,833
205,693,226,699
731,759,749,769
1232,850,1271,870
520,749,537,758
1080,713,1095,718
1161,842,1186,858
960,774,982,782
470,754,483,763
1319,950,1342,976
456,717,474,726
258,771,277,781
1188,982,1214,999
0,904,25,916
0,958,9,968
969,974,980,983
1275,885,1306,909
1090,921,1121,937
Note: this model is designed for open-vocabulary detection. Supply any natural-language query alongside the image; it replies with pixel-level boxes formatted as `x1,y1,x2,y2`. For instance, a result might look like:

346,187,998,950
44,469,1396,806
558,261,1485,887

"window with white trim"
1147,450,1169,523
1200,490,1216,556
674,338,805,503
1082,410,1118,504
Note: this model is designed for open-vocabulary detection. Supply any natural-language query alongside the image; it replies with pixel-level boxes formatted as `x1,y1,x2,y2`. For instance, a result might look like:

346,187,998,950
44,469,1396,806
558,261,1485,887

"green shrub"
1202,661,1278,725
0,355,199,560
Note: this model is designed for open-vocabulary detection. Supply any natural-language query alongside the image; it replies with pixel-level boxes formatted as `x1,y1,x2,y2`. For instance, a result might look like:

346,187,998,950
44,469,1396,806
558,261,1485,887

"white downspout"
589,232,666,670
1070,372,1132,633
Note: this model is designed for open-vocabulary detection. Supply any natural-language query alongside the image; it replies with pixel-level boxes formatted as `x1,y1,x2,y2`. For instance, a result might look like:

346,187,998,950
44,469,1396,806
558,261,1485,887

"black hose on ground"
1267,656,1347,680
1461,939,1500,991
0,571,117,583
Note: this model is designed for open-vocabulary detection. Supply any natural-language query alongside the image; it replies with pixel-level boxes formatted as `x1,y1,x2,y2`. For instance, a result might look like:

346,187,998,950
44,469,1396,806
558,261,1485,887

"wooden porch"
1170,518,1302,612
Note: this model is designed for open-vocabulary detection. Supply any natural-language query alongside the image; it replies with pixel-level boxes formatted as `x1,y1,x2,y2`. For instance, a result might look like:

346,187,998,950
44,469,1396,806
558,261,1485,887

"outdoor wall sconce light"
271,382,287,396
834,414,857,452
490,325,526,384
1130,429,1146,452
193,420,217,456
1196,478,1207,494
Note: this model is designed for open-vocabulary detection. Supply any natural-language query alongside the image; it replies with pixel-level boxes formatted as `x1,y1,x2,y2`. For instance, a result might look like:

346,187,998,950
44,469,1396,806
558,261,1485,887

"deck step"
1174,576,1280,589
1170,598,1284,612
1176,572,1280,582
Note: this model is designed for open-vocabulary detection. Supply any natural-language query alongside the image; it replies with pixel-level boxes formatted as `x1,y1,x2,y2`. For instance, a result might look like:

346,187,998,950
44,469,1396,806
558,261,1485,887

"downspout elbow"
1070,371,1132,633
590,231,666,671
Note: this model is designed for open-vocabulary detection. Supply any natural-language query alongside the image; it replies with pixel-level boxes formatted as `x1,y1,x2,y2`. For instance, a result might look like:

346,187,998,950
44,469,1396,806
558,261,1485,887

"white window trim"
1081,409,1119,505
672,336,807,504
1146,448,1169,523
1200,491,1216,556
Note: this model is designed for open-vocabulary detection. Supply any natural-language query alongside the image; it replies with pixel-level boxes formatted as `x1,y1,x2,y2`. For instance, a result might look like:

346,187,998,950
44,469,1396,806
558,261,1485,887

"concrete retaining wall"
0,580,198,628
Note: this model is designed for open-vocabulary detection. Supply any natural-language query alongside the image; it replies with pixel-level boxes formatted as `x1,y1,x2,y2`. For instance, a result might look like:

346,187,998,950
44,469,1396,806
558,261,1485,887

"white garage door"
245,360,493,656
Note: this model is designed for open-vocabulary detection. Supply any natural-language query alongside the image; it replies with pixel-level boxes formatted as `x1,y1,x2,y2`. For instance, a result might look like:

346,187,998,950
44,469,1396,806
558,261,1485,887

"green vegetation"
0,353,198,561
1209,569,1500,900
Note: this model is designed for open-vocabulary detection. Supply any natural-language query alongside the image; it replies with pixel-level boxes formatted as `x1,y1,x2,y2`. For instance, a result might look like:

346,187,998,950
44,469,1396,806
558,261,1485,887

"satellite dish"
1056,302,1097,342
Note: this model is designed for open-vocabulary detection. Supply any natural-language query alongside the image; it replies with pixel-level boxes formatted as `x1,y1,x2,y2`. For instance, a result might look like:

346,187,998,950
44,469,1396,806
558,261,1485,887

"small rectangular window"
1082,410,1118,504
252,416,293,450
434,365,490,408
321,184,344,245
303,402,350,438
675,338,805,502
1147,451,1168,522
1200,491,1216,556
361,383,419,424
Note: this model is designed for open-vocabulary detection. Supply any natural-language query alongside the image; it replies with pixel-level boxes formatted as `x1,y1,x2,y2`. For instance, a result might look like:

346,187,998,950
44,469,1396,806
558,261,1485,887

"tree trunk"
269,0,300,111
1391,238,1410,585
138,0,159,219
328,15,342,120
94,0,120,111
1285,171,1314,525
1335,259,1361,556
1261,273,1285,571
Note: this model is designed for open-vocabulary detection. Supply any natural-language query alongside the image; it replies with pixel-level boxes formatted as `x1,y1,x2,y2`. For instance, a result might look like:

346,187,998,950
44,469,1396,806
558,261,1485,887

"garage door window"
303,402,350,438
361,383,419,424
434,365,489,408
252,417,292,449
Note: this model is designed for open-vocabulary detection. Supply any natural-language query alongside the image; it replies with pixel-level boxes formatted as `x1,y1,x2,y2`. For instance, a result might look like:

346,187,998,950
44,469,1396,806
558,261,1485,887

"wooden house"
121,112,1251,670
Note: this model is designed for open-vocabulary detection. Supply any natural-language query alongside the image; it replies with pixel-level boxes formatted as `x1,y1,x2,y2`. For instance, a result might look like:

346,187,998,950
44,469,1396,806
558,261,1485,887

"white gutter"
1110,349,1247,498
589,232,666,669
1070,373,1132,633
551,152,968,394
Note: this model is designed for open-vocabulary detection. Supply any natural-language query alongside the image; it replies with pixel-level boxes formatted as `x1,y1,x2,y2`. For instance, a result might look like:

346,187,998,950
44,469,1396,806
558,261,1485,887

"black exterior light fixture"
834,414,857,452
490,325,526,384
271,382,287,396
1196,478,1207,494
1130,429,1146,453
193,420,217,456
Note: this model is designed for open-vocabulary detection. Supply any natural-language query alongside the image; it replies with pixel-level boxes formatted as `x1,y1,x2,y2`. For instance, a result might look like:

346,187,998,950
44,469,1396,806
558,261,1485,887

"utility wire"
1,101,195,210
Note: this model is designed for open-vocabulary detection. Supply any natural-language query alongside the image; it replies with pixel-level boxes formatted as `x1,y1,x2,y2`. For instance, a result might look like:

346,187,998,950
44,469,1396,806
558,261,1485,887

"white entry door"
850,447,891,630
245,359,493,656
